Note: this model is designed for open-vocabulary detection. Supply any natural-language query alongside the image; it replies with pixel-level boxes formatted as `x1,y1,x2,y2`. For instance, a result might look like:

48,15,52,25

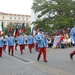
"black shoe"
37,57,39,61
23,48,25,50
44,60,48,62
30,51,32,53
36,50,39,52
21,52,23,54
0,56,2,57
8,52,10,55
3,50,6,52
15,48,17,50
70,54,73,60
11,54,14,56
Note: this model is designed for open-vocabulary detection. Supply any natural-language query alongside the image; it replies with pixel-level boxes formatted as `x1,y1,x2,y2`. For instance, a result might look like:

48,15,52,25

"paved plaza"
0,46,75,75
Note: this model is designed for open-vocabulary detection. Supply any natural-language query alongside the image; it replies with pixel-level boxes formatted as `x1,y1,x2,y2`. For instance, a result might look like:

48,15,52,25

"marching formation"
0,28,48,62
0,24,75,62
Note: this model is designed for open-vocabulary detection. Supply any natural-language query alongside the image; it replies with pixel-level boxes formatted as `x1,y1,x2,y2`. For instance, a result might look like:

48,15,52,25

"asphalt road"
0,46,75,75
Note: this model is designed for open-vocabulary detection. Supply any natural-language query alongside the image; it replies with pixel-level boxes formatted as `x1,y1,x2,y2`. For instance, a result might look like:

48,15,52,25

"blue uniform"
44,38,48,47
7,36,15,46
36,33,48,48
0,37,3,57
3,38,7,45
27,35,33,44
27,35,34,53
18,35,25,45
70,27,75,44
0,37,3,47
70,26,75,59
18,35,25,54
36,33,48,62
33,35,38,43
3,38,8,51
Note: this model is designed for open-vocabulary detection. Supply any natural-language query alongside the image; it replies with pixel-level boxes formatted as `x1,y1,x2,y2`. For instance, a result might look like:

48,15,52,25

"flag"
13,23,19,37
1,21,4,32
0,21,4,35
21,23,25,33
35,25,38,31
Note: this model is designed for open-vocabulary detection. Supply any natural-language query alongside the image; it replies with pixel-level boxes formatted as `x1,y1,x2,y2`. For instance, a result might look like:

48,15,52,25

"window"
22,18,24,20
18,18,20,20
14,17,16,20
10,17,12,20
26,18,28,20
2,17,5,19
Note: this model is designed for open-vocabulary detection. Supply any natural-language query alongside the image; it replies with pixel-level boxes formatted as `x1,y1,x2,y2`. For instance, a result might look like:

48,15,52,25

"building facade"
0,12,31,27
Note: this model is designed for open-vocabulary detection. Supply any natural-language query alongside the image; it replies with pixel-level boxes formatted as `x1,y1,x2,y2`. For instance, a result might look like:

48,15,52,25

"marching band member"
0,35,3,57
18,32,25,54
7,33,15,56
27,32,34,53
36,28,48,62
3,36,7,52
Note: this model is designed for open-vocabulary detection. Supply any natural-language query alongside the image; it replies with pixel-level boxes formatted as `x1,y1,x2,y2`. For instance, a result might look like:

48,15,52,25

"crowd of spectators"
47,28,73,48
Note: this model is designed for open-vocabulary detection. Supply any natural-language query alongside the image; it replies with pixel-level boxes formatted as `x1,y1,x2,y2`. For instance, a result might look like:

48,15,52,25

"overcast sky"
0,0,33,15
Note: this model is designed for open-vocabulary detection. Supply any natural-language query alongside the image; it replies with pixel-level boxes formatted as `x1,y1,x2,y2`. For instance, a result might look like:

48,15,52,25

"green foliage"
32,0,75,32
4,22,15,35
25,25,31,35
32,19,52,32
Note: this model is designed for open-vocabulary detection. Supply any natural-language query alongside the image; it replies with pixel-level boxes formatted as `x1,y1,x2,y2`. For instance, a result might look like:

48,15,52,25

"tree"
5,22,15,35
25,25,31,35
32,19,52,32
32,0,75,31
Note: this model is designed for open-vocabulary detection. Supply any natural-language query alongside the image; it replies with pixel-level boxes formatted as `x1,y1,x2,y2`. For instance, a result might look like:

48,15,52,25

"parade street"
0,46,75,75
